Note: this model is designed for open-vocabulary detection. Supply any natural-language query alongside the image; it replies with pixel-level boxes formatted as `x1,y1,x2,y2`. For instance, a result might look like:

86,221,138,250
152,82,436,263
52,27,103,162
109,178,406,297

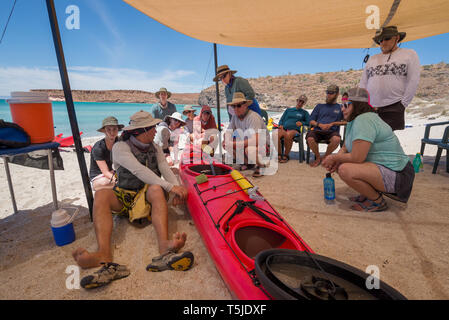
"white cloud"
0,66,201,96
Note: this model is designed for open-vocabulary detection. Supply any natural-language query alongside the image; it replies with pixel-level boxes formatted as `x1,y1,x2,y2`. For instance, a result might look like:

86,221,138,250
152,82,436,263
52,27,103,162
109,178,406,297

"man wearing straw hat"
213,64,262,121
359,26,420,131
150,87,177,120
73,110,193,289
223,92,268,177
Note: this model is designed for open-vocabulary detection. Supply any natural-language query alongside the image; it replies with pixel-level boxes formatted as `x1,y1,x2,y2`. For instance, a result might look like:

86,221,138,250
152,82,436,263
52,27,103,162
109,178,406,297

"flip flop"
279,155,289,163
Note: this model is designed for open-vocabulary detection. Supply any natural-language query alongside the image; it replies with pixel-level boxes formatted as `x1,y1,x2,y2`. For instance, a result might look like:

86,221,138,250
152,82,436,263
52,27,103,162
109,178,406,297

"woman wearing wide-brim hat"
89,116,124,191
154,112,186,166
150,87,177,121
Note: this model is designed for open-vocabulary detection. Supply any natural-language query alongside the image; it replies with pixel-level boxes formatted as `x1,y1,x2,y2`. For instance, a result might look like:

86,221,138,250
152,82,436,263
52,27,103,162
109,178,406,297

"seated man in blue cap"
306,84,346,167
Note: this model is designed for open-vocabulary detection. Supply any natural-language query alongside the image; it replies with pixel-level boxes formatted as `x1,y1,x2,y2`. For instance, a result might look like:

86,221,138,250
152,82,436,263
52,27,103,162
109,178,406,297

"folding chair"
306,125,346,164
420,121,449,174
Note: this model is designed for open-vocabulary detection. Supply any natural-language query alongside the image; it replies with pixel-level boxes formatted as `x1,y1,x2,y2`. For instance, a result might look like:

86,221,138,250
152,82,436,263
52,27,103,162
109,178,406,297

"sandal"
238,164,255,171
279,155,289,163
146,250,194,272
348,195,368,203
80,262,130,289
252,166,263,178
350,194,388,212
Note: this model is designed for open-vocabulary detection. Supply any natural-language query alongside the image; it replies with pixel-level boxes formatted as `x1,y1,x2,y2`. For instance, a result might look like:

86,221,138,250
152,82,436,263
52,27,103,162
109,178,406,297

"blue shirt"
310,103,343,132
279,107,310,131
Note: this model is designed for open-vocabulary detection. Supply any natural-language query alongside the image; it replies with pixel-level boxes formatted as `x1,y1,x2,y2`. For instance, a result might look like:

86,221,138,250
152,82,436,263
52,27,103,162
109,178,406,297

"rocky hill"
32,62,449,111
199,62,449,111
31,89,199,105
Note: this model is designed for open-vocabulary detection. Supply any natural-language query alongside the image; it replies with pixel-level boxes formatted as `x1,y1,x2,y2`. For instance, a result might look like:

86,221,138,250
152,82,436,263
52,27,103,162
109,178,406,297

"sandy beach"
1,107,448,300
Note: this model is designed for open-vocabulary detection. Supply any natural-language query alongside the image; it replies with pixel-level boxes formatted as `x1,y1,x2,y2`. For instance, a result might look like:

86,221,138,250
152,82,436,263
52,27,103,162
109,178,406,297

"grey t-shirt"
229,110,266,140
150,102,176,120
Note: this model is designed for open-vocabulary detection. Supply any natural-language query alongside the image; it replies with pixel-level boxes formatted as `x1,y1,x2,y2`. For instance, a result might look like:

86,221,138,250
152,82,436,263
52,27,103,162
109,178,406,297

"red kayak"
179,147,313,299
53,132,83,147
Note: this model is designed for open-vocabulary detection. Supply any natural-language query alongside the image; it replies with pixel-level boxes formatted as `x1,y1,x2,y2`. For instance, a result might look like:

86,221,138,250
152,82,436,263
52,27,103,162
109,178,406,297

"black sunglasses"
203,111,212,115
380,36,392,42
326,91,336,95
231,103,245,109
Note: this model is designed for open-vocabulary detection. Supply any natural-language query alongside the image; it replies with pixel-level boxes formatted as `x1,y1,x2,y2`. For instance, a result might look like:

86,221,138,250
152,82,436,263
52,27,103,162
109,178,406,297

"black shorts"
375,101,405,131
306,129,341,143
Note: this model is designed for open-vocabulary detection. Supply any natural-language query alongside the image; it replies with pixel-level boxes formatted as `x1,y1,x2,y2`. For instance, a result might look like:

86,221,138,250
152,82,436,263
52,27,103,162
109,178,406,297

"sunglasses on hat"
341,101,352,109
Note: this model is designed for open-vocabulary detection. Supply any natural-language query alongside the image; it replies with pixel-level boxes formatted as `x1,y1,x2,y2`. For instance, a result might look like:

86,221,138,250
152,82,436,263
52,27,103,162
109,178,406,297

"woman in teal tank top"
321,88,414,212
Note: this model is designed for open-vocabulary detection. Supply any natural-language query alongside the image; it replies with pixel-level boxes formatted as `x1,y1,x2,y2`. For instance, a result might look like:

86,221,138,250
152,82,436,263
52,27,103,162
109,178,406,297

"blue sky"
1,0,448,97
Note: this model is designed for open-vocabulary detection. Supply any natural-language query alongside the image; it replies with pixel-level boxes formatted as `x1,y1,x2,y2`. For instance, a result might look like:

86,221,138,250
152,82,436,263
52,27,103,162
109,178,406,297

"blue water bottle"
324,173,336,205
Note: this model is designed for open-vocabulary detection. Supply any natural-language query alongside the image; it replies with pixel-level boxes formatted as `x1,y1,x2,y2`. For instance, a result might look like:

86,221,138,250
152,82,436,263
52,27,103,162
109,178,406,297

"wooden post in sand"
45,0,94,221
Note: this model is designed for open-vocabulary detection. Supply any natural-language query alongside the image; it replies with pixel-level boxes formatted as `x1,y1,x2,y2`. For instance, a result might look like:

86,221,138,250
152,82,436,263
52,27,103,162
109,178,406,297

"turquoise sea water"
0,99,278,138
0,100,230,138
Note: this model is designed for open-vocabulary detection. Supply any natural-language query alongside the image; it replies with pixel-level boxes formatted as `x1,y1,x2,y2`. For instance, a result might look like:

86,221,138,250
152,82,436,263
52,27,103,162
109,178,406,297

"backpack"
0,119,31,149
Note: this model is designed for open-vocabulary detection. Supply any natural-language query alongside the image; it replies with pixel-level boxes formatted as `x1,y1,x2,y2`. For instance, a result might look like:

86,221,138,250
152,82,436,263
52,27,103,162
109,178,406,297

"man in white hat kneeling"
73,110,193,289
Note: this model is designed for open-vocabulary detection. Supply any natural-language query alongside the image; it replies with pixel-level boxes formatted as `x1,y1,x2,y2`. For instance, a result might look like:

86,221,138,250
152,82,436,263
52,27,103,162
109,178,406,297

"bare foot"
310,158,321,168
72,247,111,269
159,232,187,254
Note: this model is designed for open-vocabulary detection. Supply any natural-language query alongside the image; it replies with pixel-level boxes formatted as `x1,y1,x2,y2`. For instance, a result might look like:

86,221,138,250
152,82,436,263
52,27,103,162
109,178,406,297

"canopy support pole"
213,43,223,160
46,0,94,221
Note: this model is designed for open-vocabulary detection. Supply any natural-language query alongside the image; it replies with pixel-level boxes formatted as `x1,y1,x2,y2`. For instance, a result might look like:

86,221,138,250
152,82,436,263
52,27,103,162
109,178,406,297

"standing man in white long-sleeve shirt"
360,26,420,131
73,111,193,289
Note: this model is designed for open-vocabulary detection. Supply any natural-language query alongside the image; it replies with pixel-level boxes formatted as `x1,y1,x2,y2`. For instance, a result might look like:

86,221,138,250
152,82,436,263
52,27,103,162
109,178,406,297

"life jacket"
0,120,31,149
115,139,161,191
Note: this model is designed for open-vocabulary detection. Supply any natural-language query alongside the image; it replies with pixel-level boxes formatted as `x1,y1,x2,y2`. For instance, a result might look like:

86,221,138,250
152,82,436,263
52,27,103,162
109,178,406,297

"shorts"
376,161,415,203
112,185,169,221
306,129,341,143
375,101,405,131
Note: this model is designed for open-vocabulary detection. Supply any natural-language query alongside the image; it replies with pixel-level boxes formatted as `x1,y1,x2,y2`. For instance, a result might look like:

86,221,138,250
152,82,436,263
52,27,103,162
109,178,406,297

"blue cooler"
51,208,79,246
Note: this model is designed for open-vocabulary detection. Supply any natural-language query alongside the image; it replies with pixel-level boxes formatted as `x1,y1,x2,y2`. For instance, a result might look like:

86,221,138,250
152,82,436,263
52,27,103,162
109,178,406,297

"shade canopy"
123,0,449,48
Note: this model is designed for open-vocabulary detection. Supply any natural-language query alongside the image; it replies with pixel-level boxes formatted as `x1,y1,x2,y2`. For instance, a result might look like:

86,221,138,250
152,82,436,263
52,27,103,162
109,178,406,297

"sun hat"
373,26,406,45
164,112,186,125
297,94,308,104
326,84,339,94
347,87,372,107
123,110,162,131
213,65,237,82
227,92,252,106
97,116,124,133
259,103,268,110
155,87,172,99
182,105,196,115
